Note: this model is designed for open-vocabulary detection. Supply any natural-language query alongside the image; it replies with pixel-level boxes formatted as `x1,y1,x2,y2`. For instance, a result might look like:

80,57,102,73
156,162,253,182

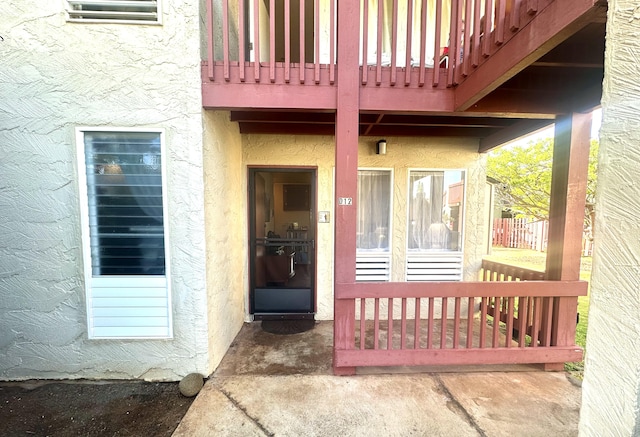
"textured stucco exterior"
0,1,210,380
241,134,486,320
579,1,640,434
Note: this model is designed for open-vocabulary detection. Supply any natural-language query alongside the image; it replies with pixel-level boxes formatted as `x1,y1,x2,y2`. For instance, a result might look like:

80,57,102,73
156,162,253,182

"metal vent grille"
67,0,159,23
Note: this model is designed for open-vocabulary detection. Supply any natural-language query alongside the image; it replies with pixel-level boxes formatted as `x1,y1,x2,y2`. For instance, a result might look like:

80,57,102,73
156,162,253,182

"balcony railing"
205,0,554,89
333,259,586,372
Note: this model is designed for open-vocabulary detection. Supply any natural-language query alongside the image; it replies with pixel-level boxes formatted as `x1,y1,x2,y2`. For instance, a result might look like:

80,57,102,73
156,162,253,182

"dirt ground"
0,380,195,437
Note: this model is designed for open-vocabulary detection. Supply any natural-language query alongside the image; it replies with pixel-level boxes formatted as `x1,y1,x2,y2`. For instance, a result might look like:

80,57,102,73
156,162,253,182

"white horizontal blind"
67,0,159,23
78,129,171,339
406,252,463,281
356,253,391,282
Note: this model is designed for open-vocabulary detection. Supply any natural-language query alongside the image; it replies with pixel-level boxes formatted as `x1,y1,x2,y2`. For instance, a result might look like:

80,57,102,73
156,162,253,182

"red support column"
333,0,360,376
543,112,591,370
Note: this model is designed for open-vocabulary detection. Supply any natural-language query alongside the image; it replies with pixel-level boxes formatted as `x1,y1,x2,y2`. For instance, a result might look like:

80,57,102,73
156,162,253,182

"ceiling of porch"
228,6,605,153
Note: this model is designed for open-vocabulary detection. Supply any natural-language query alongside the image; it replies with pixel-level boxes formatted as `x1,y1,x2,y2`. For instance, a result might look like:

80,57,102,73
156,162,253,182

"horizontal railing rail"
206,0,554,89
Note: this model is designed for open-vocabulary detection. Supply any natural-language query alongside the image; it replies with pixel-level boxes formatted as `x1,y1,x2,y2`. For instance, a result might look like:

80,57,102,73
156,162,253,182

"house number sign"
338,197,353,206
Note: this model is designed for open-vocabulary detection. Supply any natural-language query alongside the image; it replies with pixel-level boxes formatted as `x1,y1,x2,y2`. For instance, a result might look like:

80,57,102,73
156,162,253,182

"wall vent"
67,0,160,23
406,252,463,282
356,253,391,282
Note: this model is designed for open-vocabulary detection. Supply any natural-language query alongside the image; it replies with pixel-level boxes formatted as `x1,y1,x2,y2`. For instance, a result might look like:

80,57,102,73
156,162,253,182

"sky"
504,108,602,149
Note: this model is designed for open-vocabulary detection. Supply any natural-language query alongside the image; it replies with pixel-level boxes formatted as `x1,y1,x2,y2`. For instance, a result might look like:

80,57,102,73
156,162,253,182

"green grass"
484,247,591,378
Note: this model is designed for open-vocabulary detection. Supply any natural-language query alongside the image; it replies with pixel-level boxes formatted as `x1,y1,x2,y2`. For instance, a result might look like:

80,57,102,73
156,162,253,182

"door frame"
248,166,318,318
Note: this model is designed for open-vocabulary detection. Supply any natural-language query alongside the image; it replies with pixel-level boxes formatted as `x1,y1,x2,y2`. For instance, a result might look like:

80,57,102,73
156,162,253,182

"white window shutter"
67,0,160,23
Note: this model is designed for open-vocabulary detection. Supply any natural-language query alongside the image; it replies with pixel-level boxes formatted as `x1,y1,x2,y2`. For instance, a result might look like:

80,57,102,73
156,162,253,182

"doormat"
261,319,315,335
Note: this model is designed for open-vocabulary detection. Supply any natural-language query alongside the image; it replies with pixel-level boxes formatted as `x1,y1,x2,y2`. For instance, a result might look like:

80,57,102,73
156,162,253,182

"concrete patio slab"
173,322,581,436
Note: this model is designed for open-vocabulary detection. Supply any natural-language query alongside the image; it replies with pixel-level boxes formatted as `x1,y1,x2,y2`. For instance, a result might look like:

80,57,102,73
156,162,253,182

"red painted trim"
361,0,369,85
335,347,583,368
430,0,441,87
390,0,398,86
376,0,383,85
483,0,494,57
314,0,320,83
329,0,335,84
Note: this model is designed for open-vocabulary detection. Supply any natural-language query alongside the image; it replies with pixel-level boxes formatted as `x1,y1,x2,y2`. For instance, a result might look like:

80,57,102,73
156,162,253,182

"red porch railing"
205,0,554,88
334,260,585,372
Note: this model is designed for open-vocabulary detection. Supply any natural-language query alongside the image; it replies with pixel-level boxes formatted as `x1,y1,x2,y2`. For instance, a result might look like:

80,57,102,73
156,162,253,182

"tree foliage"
487,138,599,231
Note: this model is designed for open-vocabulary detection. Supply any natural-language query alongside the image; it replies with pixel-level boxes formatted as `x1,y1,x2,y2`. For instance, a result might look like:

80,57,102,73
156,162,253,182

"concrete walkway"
173,322,581,436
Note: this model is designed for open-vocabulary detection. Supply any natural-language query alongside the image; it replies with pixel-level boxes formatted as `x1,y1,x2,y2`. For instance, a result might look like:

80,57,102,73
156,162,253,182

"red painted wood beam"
454,0,604,111
335,346,583,368
545,113,592,350
333,0,361,376
336,280,588,300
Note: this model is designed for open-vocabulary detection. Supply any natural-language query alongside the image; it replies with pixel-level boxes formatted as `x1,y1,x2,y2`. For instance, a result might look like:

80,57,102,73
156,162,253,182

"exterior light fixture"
376,139,387,155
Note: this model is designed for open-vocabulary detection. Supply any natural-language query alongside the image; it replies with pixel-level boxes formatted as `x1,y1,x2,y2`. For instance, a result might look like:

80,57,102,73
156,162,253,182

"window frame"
66,0,163,25
76,127,173,339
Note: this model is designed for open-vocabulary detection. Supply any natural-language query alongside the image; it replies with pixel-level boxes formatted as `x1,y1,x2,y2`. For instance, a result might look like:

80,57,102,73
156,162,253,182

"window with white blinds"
77,129,172,339
67,0,160,23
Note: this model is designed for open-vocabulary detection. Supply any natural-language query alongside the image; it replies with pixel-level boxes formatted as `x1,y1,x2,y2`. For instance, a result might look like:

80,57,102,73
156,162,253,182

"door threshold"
253,313,315,321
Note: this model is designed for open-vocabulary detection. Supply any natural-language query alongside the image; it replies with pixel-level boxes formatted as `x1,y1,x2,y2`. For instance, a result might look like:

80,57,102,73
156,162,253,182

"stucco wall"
579,1,640,434
0,1,209,380
203,111,246,372
242,134,485,320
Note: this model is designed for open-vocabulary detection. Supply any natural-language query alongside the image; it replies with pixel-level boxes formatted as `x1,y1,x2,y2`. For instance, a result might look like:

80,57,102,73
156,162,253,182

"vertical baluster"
518,296,528,347
531,296,541,347
466,297,474,348
479,296,488,347
329,0,335,84
269,0,275,82
447,0,458,87
462,0,472,77
299,0,305,83
207,0,214,80
472,0,482,67
421,0,429,87
360,298,366,349
401,298,407,349
285,0,291,83
376,0,384,85
222,0,230,80
440,297,448,349
428,297,435,349
492,297,501,348
414,298,421,349
239,0,245,81
374,297,380,349
495,0,506,45
527,0,538,15
388,298,394,350
541,297,553,347
390,0,398,86
510,0,521,31
453,297,461,348
253,0,261,81
404,0,413,86
505,297,515,347
362,0,369,84
314,0,320,83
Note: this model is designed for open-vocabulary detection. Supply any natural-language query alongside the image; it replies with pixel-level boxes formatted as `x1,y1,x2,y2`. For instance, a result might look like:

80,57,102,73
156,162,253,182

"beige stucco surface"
242,135,485,320
579,1,640,434
0,1,210,380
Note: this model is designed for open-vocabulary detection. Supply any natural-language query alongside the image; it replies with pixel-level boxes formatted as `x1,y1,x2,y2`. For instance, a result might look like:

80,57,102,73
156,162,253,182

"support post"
333,0,360,376
543,112,591,370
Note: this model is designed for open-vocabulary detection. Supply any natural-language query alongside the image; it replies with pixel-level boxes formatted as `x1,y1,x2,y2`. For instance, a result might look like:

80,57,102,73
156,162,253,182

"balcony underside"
203,0,606,151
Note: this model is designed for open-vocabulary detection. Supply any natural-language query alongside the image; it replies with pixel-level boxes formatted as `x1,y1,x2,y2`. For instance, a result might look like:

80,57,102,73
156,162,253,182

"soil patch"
0,380,194,437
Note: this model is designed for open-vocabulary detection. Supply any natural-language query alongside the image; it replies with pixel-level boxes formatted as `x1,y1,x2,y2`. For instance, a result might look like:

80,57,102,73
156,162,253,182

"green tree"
487,138,598,232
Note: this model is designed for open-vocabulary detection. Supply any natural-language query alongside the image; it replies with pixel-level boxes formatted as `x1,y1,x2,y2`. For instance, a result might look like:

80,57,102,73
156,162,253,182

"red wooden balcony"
203,0,606,146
